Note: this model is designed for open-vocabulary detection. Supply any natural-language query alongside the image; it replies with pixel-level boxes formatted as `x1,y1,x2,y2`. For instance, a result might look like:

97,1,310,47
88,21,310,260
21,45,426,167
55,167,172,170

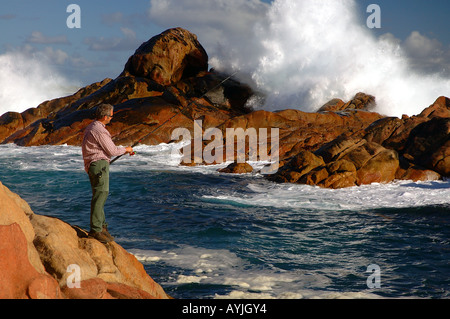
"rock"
319,93,376,112
61,278,108,299
107,242,168,299
31,214,99,285
355,147,399,185
402,117,450,176
269,138,400,188
0,182,45,274
267,150,325,183
0,181,169,299
418,96,450,119
0,112,24,142
0,223,62,299
121,27,208,85
0,26,448,188
395,162,441,182
218,162,253,174
0,28,252,147
321,171,357,189
105,282,156,299
0,79,112,146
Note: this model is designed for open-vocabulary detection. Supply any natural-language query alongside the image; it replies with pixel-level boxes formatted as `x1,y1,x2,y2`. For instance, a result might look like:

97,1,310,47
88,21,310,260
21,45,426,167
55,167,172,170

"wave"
202,0,450,117
0,51,79,116
202,179,450,212
251,1,449,116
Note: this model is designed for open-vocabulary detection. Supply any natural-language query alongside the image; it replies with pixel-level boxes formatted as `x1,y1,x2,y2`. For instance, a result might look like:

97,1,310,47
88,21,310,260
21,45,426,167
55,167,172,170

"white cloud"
379,31,450,77
27,31,70,45
38,47,69,65
84,27,140,51
403,31,450,76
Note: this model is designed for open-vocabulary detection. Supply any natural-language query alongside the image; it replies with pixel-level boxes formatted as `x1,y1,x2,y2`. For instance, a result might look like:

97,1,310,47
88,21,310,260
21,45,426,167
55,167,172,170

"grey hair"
95,104,114,120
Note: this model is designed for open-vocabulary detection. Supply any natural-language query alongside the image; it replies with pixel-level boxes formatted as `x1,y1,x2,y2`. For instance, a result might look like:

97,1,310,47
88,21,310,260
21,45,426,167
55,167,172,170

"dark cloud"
381,31,450,77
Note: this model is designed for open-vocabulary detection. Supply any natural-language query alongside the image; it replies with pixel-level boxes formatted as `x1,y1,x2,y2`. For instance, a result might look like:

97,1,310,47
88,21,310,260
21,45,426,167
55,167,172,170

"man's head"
95,104,114,124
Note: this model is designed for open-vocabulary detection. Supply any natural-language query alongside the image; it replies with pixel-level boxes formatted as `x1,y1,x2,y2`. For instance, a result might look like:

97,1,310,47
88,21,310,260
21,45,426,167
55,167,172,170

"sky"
1,0,449,115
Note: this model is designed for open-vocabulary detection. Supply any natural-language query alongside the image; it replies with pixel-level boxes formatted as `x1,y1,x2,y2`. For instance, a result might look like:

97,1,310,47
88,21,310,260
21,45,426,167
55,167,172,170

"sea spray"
154,0,449,117
242,0,450,117
0,51,79,116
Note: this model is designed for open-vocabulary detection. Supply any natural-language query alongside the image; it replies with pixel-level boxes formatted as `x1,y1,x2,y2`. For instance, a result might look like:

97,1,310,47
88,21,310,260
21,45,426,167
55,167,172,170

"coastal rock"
0,223,62,299
218,162,254,174
0,27,449,189
0,181,169,299
267,96,449,188
318,92,376,112
182,103,385,167
0,29,251,147
121,27,208,85
402,117,450,176
0,79,112,146
269,139,400,188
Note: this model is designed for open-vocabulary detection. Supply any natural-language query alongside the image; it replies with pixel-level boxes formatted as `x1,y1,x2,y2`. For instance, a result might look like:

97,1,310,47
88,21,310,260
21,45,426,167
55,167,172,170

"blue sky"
1,0,449,114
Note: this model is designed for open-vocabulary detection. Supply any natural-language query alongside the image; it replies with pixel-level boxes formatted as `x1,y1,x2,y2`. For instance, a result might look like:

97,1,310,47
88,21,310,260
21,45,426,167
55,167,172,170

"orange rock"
218,162,254,174
121,28,208,86
61,278,108,299
106,282,156,299
0,223,62,299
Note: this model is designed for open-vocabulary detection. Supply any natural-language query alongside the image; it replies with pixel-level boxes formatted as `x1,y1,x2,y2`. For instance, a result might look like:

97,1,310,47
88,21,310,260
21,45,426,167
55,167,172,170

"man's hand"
125,146,134,154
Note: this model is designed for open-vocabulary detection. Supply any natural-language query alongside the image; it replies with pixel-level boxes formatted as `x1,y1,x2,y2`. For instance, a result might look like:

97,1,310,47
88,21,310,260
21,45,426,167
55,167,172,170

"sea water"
0,143,449,299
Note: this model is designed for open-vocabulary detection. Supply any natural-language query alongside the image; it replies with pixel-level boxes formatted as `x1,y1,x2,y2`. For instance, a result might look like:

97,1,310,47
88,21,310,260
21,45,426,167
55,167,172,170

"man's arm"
95,129,130,158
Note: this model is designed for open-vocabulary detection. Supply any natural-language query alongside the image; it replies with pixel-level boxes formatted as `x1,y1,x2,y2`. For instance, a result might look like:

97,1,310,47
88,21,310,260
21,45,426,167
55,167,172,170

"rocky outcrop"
0,28,252,147
268,96,449,188
0,27,449,188
0,181,168,299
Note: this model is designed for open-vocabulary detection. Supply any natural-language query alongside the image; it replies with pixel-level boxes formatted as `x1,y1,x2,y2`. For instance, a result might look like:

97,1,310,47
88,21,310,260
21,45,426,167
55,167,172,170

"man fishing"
82,103,134,243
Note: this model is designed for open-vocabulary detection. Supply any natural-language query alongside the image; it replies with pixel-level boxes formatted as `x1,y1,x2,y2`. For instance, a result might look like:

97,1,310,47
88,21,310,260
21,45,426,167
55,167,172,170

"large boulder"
121,27,208,85
0,223,62,299
0,28,252,147
270,139,400,189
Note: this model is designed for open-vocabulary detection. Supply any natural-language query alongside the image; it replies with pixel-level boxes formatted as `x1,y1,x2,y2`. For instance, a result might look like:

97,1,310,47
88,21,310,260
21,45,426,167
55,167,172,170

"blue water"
1,144,449,299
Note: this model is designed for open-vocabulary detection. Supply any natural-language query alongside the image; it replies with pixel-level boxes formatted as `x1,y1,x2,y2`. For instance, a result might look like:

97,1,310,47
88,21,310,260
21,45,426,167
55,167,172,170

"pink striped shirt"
82,121,126,172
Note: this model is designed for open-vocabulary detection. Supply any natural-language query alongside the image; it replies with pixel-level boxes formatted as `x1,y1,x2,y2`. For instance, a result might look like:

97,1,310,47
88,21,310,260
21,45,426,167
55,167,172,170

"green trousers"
88,160,109,233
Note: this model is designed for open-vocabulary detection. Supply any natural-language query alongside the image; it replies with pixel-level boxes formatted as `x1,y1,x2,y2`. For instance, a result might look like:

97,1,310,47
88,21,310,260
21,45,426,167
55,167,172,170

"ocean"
0,143,449,299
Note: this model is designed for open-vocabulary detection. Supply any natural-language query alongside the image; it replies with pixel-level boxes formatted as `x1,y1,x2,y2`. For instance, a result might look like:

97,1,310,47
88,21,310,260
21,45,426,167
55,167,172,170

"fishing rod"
110,70,239,165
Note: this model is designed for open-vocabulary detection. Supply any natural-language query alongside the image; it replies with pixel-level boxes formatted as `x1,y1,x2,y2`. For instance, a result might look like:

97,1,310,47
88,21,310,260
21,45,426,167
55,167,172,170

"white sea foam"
0,52,79,116
2,144,449,212
131,245,384,299
153,0,450,117
131,245,322,298
203,179,450,212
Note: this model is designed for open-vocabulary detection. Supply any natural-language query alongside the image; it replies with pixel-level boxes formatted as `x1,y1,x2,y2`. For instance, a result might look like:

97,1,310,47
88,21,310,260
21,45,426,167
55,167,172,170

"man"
82,104,133,243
